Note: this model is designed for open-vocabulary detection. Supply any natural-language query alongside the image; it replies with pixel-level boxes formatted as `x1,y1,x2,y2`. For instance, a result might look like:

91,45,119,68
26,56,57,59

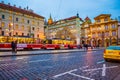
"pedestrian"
11,41,15,53
15,40,17,53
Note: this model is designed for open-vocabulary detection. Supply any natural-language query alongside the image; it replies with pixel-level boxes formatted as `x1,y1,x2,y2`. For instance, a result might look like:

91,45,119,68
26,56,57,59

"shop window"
2,15,5,19
9,32,11,36
22,33,24,36
27,33,29,37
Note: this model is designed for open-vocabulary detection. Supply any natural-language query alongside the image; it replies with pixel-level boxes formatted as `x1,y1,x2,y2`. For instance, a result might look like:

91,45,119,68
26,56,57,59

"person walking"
11,41,16,53
14,40,17,53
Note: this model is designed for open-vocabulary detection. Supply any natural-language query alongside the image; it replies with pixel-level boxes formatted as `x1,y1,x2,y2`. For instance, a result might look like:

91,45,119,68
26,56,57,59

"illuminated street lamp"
6,23,13,42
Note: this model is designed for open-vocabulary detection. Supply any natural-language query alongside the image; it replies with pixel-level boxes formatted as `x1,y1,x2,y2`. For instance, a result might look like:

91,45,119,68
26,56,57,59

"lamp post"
6,23,13,42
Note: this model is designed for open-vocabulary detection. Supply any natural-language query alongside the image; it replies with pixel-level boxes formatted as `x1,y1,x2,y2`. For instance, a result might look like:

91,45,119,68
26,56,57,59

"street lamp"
6,23,13,42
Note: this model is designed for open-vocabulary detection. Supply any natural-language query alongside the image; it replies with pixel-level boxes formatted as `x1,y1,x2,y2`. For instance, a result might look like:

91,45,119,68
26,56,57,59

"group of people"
11,41,17,53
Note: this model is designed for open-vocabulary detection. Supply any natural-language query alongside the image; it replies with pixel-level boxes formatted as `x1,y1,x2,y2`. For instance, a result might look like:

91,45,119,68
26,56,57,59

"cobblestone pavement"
0,49,120,80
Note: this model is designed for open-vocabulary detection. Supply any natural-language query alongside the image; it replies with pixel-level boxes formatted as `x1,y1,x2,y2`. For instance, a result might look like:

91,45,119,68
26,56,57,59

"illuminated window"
21,18,24,23
15,24,18,29
1,22,5,27
28,26,30,32
9,16,12,21
37,34,39,38
22,25,24,30
32,21,35,25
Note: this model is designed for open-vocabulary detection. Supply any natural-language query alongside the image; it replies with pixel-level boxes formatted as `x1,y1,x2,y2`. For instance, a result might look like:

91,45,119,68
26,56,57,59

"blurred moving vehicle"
103,46,120,61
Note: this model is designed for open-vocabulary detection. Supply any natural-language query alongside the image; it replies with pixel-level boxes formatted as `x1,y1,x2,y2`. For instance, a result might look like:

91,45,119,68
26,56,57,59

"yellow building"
0,1,44,43
45,13,83,45
81,16,91,45
88,14,118,47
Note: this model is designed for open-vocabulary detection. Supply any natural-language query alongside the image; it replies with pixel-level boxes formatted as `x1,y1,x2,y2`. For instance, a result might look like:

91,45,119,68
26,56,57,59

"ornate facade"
83,14,118,47
45,13,83,45
0,1,44,43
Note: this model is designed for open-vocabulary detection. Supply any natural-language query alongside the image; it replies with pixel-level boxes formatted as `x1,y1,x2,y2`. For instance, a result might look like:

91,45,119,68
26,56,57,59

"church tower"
48,14,53,25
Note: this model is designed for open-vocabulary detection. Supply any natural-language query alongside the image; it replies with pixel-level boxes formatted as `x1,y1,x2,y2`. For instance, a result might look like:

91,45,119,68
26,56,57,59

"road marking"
68,72,94,80
53,68,94,80
97,60,105,64
53,69,77,78
83,64,118,76
27,59,50,63
102,64,106,76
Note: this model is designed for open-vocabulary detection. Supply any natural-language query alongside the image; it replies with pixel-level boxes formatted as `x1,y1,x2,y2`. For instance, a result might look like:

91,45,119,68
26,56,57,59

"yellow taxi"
103,46,120,61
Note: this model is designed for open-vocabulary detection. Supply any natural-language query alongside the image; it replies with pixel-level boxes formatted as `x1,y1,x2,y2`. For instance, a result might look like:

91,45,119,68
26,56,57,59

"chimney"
8,3,10,6
24,8,26,10
26,6,29,10
19,6,21,9
14,4,16,7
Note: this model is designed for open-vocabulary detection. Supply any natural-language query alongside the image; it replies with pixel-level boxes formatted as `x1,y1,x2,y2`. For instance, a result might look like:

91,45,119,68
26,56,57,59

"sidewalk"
0,48,105,57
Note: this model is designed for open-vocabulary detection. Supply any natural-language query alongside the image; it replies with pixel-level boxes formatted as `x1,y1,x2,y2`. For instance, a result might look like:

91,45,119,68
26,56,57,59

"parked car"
103,46,120,61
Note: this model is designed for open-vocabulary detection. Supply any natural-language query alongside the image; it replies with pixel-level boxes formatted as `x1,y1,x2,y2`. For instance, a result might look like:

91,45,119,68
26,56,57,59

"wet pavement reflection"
0,50,120,80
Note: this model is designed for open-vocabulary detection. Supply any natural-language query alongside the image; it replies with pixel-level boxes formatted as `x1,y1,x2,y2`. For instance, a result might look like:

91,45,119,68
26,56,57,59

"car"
103,46,120,61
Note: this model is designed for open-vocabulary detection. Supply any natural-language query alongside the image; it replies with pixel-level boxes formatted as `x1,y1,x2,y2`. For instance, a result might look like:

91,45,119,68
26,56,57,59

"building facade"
87,14,118,47
118,22,120,45
0,1,44,43
45,13,83,45
81,16,92,45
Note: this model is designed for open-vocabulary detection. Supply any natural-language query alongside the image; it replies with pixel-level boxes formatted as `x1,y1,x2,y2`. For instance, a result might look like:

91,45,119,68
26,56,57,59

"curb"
0,48,104,57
